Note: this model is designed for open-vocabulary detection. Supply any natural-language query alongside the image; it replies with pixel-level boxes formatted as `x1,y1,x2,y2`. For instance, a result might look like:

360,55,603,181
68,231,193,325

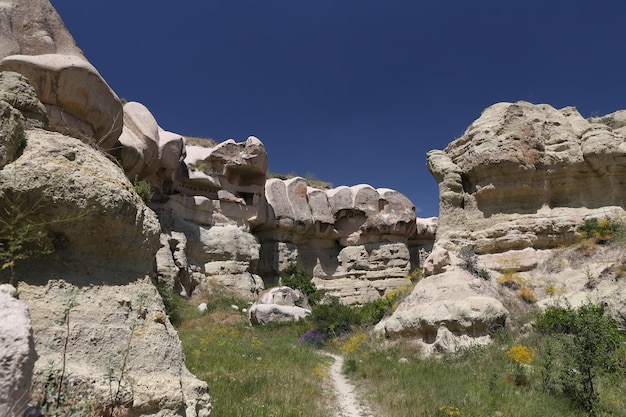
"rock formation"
249,286,311,325
0,286,37,417
0,2,212,412
380,101,626,354
256,178,433,304
427,101,626,254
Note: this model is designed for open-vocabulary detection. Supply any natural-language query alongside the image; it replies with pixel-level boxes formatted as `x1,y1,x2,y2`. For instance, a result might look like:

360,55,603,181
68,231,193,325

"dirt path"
323,353,377,417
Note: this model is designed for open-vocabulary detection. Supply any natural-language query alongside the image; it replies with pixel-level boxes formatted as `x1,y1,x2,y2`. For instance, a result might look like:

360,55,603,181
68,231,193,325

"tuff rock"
383,101,626,354
374,269,508,356
249,286,311,325
0,54,123,149
0,54,211,415
0,288,36,417
427,101,626,253
0,0,84,60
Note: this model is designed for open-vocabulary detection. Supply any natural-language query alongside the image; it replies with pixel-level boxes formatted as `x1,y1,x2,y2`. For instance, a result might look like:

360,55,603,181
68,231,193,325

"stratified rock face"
256,178,434,304
152,136,269,299
428,101,626,253
0,0,84,59
0,288,37,417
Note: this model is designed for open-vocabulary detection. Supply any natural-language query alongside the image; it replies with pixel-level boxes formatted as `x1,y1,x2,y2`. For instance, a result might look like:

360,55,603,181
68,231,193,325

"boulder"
249,286,311,325
0,0,84,60
257,286,310,309
374,270,509,356
0,288,36,417
0,54,123,150
21,279,211,417
0,129,160,277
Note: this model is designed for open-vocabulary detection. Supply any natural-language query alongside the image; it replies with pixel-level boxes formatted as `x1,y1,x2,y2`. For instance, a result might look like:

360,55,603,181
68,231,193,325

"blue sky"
50,1,626,217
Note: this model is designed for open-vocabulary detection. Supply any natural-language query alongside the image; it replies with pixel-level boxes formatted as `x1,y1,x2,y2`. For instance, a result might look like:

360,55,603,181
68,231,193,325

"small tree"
534,301,624,415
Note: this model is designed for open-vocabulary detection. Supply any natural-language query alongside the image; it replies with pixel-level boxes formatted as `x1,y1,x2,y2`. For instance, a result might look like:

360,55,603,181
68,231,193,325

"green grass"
174,295,332,417
341,329,626,417
171,289,626,417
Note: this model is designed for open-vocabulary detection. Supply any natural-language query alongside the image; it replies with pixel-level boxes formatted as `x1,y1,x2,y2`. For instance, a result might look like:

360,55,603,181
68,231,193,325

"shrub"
578,217,624,244
534,301,624,414
356,291,399,325
280,262,321,305
133,177,154,203
310,296,360,337
458,248,490,279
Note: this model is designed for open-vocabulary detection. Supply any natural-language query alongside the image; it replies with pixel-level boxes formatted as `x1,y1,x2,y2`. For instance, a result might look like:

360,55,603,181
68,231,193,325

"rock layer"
428,101,626,253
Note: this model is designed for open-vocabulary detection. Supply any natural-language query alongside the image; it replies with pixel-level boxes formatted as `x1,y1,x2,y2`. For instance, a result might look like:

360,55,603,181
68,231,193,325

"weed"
437,405,461,416
506,344,535,386
518,286,537,304
132,176,153,203
497,270,522,289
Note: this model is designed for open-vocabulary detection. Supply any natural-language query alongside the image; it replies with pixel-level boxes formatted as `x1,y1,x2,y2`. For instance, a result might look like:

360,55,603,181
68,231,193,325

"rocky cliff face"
428,101,626,253
377,101,626,355
0,1,211,414
0,0,432,413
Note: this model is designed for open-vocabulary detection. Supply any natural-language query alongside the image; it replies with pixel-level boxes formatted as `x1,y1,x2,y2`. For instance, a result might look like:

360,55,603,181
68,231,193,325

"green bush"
133,177,154,203
356,292,399,325
280,262,321,305
310,296,360,336
534,301,625,415
579,217,624,244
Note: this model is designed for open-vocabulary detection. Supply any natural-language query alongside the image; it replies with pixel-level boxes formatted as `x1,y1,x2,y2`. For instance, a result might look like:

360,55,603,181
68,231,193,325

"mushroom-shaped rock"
117,101,185,193
0,54,123,150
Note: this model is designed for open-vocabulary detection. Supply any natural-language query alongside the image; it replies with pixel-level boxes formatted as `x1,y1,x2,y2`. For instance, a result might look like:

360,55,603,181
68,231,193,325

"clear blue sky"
50,1,626,217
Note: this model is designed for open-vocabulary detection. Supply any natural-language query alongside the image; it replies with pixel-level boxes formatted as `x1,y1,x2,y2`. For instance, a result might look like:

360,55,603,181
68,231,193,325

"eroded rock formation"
0,3,212,412
382,101,626,354
257,178,433,304
428,101,626,253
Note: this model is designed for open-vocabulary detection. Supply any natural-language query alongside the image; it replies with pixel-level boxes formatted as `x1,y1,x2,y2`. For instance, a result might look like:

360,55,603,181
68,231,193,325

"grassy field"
171,289,626,417
174,296,332,417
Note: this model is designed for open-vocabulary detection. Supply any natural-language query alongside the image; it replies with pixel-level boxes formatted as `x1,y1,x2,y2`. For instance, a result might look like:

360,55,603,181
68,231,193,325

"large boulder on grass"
249,286,311,325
